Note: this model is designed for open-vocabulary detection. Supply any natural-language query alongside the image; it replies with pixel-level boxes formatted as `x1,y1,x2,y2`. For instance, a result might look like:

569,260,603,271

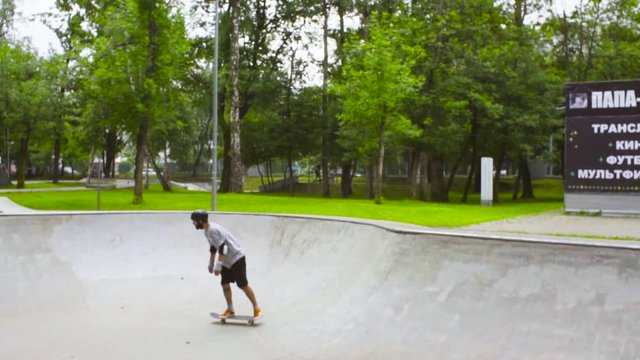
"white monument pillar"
481,157,493,206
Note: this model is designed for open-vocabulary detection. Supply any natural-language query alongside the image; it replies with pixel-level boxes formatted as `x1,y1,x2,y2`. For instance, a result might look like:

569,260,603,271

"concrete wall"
1,212,639,359
565,193,640,215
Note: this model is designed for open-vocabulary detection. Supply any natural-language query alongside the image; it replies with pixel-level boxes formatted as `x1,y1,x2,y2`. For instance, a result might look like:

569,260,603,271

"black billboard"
564,80,640,193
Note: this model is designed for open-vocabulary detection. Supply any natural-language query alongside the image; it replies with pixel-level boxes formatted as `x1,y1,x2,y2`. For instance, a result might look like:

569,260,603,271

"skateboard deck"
210,312,261,325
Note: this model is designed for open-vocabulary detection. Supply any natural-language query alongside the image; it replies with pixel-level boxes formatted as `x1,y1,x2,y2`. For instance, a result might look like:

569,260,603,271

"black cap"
190,209,208,222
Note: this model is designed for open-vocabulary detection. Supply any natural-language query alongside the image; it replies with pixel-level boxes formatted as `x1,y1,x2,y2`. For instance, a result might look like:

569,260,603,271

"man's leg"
240,284,261,318
240,285,258,308
220,265,235,314
222,283,233,310
231,257,260,316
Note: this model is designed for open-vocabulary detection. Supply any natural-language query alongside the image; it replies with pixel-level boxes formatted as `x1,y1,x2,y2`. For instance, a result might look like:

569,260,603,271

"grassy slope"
3,179,563,227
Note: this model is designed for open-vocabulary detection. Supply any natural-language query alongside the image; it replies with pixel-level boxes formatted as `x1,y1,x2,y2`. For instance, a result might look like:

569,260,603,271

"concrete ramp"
1,212,639,359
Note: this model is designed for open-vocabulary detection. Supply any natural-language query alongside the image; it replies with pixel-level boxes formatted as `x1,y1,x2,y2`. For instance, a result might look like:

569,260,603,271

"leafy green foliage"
4,0,640,207
0,41,54,187
334,11,424,200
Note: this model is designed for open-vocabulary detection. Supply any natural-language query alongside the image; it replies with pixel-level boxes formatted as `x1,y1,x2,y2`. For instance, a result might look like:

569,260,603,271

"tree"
591,0,640,80
320,0,331,197
407,0,469,202
0,43,50,188
544,0,606,82
335,12,423,202
0,0,14,40
56,0,190,200
42,54,73,183
280,61,323,195
223,0,243,192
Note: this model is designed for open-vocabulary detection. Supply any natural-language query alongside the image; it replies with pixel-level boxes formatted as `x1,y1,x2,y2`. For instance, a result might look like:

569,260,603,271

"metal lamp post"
211,0,220,212
5,130,9,181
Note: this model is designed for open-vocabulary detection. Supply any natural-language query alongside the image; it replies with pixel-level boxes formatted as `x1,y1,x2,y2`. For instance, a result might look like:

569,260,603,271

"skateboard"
210,312,261,326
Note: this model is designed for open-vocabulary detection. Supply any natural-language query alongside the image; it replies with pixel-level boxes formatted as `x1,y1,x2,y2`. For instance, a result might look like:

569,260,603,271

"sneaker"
221,309,235,318
253,307,262,319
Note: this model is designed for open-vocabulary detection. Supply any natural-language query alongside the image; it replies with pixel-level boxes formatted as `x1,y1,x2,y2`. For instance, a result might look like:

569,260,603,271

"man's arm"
213,242,227,276
208,246,217,274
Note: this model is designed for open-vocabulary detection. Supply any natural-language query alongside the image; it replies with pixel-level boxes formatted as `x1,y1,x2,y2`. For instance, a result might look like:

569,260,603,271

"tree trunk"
375,120,385,202
87,145,95,184
520,156,534,199
267,159,274,191
461,106,479,202
149,154,171,191
366,161,374,199
336,0,346,60
192,142,204,177
336,0,351,199
257,163,268,192
473,160,482,193
321,0,331,198
163,145,170,185
193,108,213,178
446,142,468,194
287,152,295,196
461,158,476,203
321,144,330,197
409,149,419,199
514,0,526,27
134,0,159,203
418,152,430,201
219,123,231,191
493,146,506,203
3,129,9,182
227,0,243,193
52,129,61,183
512,164,522,200
134,123,149,201
16,134,30,189
340,161,352,198
429,156,448,202
104,129,118,179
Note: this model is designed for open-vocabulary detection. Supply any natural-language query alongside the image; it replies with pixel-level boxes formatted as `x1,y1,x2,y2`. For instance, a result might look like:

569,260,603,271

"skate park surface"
2,210,640,359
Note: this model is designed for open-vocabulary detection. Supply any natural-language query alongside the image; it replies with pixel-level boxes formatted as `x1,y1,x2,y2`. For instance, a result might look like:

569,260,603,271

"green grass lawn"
0,181,85,189
2,179,563,227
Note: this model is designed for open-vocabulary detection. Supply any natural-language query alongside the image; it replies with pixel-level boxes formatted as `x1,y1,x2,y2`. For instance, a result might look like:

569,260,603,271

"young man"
191,210,261,319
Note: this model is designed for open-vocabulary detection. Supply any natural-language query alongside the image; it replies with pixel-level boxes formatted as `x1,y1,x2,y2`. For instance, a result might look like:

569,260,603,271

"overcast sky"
14,0,581,57
13,0,198,55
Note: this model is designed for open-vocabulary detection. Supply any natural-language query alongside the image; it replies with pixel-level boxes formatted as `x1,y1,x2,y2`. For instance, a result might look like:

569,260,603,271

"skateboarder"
191,210,261,319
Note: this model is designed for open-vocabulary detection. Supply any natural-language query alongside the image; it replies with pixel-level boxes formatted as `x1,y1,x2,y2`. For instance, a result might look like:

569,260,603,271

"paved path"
0,179,135,193
463,209,640,240
0,197,37,214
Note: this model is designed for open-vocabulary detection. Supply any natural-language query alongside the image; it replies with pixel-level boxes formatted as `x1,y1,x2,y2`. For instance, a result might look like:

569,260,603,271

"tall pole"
211,0,220,212
97,160,101,210
5,130,9,180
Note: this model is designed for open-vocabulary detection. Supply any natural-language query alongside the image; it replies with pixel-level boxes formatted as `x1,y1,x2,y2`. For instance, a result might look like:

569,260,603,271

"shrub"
118,161,133,174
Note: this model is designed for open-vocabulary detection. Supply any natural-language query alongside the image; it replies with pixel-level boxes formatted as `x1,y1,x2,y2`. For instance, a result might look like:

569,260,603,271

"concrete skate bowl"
1,212,640,359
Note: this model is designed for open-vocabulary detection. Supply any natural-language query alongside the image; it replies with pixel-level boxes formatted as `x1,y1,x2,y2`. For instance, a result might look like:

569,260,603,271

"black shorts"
221,256,248,288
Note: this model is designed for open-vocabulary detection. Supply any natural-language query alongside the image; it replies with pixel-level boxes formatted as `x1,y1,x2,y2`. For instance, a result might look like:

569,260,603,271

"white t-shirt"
204,222,245,268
